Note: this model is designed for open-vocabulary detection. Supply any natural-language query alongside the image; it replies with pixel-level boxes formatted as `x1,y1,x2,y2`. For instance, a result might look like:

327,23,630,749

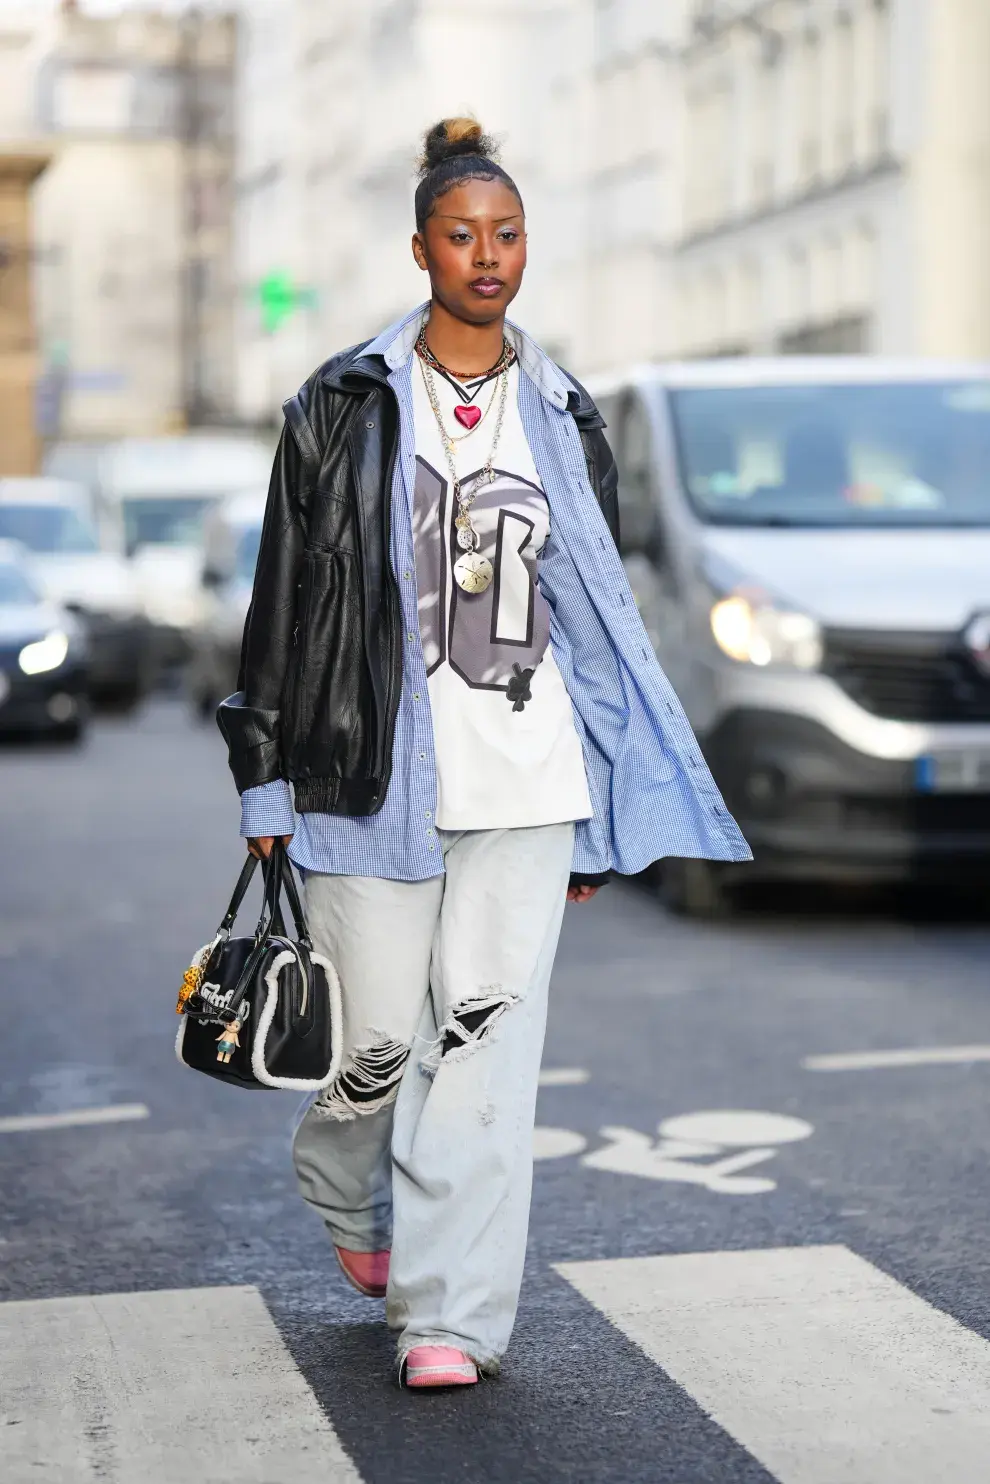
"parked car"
0,540,88,742
186,490,266,719
590,358,990,914
0,478,152,710
93,436,272,669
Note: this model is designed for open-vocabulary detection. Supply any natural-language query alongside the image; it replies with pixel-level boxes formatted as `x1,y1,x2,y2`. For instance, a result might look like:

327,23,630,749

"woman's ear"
411,232,428,272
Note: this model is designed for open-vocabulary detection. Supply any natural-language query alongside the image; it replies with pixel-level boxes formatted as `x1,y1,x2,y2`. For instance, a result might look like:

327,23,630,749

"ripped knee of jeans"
421,988,520,1074
311,1034,409,1121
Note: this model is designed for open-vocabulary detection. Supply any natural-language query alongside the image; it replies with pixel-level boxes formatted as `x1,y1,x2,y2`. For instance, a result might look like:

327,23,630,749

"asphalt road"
3,701,990,1484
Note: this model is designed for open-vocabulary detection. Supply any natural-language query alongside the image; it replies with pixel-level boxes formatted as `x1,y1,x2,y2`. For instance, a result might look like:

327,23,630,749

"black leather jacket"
218,339,619,821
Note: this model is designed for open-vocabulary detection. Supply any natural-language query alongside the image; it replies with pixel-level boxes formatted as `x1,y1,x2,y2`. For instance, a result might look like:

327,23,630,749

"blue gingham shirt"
240,304,751,879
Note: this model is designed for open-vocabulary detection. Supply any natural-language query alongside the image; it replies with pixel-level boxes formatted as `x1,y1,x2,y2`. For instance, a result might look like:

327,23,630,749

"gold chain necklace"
418,353,510,594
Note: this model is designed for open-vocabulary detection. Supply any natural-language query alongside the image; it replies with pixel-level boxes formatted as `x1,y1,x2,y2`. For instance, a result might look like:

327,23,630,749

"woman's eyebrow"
434,213,524,223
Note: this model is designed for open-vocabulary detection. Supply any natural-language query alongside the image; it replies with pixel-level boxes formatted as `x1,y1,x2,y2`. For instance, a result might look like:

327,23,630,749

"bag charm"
176,963,203,1014
216,1018,241,1064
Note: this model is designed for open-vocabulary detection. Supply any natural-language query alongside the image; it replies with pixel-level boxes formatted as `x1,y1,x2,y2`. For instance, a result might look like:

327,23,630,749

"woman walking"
220,118,750,1388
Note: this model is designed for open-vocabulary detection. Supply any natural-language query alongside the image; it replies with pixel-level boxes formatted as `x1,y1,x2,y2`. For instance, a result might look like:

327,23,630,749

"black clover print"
506,664,535,713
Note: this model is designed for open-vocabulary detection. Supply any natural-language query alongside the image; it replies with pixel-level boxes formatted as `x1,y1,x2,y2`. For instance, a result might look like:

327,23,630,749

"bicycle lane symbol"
535,1110,814,1195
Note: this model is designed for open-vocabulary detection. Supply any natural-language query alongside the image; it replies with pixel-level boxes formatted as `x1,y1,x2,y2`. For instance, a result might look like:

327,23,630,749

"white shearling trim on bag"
175,939,214,1069
250,947,344,1091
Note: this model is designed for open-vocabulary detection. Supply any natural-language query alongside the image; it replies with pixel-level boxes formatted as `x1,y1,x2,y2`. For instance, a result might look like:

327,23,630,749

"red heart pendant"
454,404,482,430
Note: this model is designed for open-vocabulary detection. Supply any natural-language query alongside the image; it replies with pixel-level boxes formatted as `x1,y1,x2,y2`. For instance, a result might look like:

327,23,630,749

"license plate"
916,751,990,792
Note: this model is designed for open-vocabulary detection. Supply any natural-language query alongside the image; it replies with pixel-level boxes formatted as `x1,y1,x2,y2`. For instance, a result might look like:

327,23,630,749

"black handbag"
175,842,342,1092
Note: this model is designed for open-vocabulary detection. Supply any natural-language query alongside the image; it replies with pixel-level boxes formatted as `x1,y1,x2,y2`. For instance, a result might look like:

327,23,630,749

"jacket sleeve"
216,424,307,793
583,424,620,549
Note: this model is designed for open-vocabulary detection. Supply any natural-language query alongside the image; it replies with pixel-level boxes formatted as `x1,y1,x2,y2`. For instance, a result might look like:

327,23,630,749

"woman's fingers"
246,834,293,860
566,885,600,904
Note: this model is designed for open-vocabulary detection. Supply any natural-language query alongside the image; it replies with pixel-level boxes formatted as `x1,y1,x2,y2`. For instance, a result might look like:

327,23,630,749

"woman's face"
412,177,527,325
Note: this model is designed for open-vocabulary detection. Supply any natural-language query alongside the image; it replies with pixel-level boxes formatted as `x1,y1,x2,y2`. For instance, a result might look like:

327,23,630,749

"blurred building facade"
672,0,990,363
23,2,237,440
0,9,49,473
234,0,569,424
233,0,990,422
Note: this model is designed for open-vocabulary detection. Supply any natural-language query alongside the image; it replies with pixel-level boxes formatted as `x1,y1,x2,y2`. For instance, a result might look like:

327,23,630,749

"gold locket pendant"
453,551,494,594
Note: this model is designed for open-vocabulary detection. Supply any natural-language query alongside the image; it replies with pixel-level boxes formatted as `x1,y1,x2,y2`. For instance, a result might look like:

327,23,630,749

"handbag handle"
252,841,311,948
218,852,259,935
276,845,312,949
213,844,307,945
195,843,313,1026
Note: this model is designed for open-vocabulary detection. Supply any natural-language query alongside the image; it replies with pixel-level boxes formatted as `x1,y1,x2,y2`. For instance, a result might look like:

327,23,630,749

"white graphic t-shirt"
411,354,592,830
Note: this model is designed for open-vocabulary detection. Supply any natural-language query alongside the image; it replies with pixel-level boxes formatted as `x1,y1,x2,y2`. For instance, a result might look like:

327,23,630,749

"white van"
591,358,990,914
94,436,271,663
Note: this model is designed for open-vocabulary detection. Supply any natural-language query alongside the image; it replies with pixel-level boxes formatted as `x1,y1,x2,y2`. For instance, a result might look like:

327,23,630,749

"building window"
798,30,822,186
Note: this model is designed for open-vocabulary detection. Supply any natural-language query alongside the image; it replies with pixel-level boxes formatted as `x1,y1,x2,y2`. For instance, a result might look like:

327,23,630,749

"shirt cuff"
240,780,295,838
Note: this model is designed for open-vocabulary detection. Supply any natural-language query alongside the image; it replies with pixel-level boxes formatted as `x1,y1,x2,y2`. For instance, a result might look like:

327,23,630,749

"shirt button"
407,631,415,642
428,844,436,852
404,571,412,580
424,810,431,819
426,828,435,836
413,692,421,700
419,752,427,760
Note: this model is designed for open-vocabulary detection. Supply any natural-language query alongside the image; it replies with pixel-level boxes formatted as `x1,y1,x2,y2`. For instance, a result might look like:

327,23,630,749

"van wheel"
659,859,735,919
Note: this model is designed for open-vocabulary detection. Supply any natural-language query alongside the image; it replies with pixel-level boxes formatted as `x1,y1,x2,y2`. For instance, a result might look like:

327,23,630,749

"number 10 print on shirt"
413,458,554,701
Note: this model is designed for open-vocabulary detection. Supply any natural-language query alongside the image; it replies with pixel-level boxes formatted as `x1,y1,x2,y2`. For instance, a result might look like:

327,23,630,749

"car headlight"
710,592,822,670
19,630,70,675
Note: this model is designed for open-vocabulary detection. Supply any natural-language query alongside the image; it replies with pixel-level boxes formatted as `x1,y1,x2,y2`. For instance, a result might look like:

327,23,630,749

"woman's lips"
469,279,504,297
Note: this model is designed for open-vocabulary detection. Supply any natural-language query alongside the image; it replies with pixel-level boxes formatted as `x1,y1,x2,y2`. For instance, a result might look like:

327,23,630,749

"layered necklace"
415,326,515,594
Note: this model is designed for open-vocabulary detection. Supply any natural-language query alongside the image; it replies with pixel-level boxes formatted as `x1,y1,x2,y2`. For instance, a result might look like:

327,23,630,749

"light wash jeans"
292,822,574,1373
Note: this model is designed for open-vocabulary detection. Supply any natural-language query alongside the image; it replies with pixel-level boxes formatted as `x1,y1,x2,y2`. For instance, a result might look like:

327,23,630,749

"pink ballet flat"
334,1245,390,1298
403,1344,479,1388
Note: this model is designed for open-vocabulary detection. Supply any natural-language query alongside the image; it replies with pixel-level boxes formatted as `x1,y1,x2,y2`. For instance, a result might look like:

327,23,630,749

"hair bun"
418,117,498,176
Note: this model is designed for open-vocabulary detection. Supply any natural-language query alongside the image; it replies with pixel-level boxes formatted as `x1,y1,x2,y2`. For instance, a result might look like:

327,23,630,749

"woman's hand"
566,883,600,904
246,835,293,861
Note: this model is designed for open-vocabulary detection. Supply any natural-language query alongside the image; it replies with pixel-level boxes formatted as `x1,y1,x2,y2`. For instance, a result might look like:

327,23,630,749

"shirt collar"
365,301,572,412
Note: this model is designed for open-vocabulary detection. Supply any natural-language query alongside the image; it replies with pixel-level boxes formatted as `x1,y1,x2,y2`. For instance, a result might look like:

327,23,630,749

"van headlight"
19,630,70,675
710,593,822,670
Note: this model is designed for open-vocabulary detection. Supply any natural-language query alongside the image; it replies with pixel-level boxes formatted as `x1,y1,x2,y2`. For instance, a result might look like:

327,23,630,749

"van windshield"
0,564,40,605
0,503,99,553
669,381,990,526
123,496,215,552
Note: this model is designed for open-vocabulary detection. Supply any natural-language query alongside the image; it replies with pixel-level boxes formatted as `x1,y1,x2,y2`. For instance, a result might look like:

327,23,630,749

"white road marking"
557,1245,990,1484
804,1044,990,1072
533,1125,588,1160
657,1111,813,1146
0,1284,364,1483
581,1110,813,1194
538,1067,590,1087
0,1103,150,1134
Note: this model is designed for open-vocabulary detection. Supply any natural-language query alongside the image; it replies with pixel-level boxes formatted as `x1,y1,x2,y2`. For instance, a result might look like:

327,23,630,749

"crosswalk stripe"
556,1244,990,1484
0,1103,149,1133
0,1284,364,1484
803,1044,990,1071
